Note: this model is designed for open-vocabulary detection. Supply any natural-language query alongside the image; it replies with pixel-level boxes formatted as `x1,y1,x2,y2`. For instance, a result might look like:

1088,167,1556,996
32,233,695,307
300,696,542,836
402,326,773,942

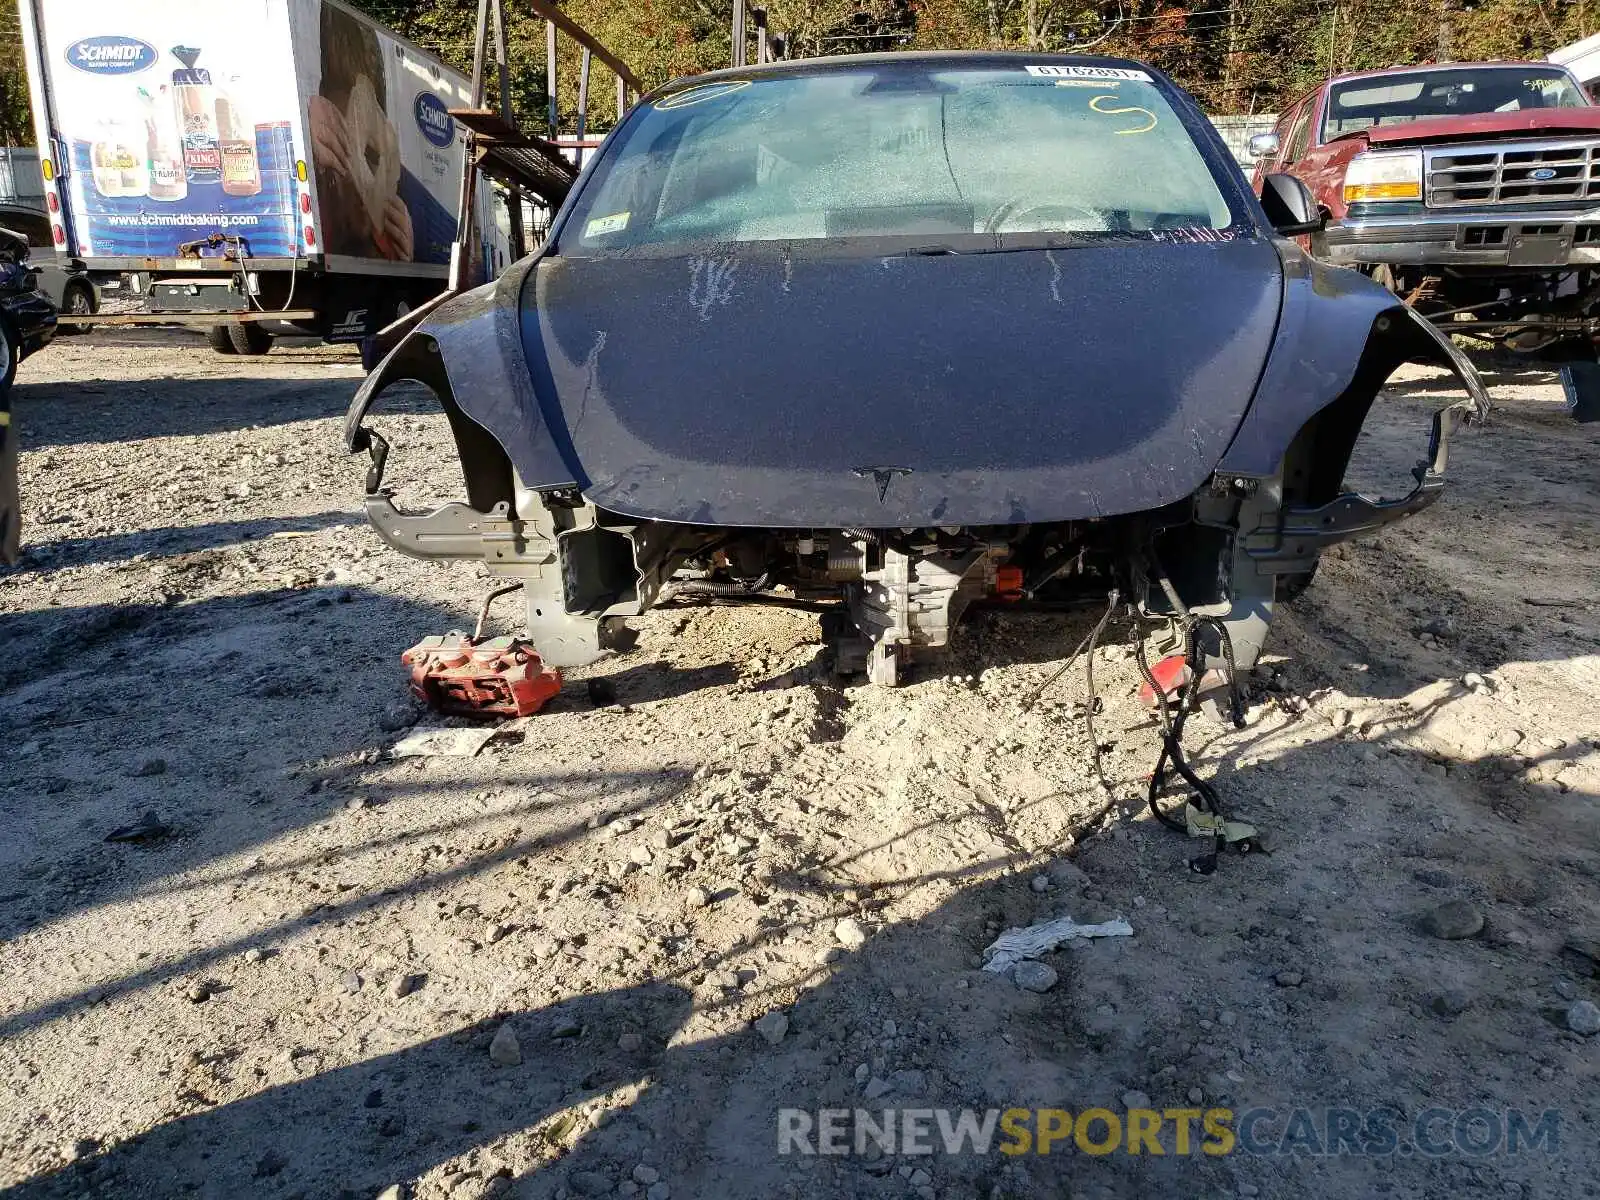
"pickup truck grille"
1425,139,1600,207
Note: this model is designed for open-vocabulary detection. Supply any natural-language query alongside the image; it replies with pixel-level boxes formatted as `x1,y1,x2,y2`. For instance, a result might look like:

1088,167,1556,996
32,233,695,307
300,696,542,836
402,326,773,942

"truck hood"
1355,108,1600,147
510,239,1285,528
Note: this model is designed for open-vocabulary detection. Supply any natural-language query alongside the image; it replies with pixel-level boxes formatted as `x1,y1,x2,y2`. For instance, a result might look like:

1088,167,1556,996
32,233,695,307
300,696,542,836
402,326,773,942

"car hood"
509,239,1284,528
1354,108,1600,147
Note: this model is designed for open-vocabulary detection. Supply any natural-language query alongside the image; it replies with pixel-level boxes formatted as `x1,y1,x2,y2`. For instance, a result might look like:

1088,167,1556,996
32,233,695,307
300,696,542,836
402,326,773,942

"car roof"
654,50,1164,96
1326,60,1571,87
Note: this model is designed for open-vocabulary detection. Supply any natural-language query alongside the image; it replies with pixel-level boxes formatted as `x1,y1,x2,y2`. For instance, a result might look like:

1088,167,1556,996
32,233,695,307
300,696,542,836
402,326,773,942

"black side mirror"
0,228,27,266
1260,172,1325,237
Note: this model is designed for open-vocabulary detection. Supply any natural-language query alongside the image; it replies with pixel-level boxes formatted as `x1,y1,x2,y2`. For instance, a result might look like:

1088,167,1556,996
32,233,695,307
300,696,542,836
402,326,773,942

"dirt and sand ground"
1,330,1598,1200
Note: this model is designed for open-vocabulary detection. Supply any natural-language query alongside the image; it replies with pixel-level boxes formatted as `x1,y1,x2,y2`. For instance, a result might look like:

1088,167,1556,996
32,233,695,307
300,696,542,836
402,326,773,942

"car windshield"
561,62,1240,253
1324,66,1590,139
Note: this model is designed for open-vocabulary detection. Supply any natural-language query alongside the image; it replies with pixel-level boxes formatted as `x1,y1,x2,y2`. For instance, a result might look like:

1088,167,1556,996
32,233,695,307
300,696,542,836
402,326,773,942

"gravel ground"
1,329,1598,1200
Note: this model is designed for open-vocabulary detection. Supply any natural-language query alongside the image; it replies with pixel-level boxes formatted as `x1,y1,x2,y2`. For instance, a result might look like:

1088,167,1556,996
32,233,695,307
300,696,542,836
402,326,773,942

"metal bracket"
1240,397,1474,574
362,493,556,567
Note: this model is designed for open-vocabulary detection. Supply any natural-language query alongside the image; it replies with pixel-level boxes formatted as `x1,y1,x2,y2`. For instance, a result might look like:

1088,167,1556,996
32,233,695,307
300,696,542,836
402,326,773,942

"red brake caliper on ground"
401,634,562,718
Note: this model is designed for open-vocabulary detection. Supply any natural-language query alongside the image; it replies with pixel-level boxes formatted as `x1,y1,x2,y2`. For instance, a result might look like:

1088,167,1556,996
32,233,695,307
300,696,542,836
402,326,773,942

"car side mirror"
1259,172,1325,237
0,227,27,266
1247,131,1280,160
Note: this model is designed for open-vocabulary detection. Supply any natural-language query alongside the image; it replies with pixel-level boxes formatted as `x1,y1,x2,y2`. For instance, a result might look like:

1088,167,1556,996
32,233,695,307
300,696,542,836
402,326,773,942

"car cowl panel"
493,240,1284,528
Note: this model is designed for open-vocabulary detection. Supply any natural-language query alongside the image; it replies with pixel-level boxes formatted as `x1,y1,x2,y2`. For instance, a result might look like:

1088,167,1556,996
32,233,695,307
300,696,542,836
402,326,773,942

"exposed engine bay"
349,323,1484,687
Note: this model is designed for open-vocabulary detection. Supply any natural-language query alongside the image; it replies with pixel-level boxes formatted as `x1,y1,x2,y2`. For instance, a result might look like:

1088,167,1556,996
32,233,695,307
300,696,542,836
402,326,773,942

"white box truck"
17,0,504,354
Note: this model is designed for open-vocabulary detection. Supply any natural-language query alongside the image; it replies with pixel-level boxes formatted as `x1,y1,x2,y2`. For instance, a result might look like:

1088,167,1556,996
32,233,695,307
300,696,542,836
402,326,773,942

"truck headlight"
1343,150,1423,204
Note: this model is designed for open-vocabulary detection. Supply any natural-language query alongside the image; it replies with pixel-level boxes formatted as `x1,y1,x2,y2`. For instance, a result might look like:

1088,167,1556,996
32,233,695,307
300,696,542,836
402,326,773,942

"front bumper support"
1239,398,1478,573
1322,209,1600,268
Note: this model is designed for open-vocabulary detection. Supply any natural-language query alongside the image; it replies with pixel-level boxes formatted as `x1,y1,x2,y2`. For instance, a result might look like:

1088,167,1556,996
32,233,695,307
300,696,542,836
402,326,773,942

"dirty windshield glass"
562,63,1238,252
1324,67,1590,138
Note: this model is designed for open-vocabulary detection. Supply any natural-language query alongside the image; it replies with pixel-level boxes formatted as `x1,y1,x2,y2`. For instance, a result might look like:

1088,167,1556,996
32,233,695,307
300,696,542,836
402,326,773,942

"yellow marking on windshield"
1088,93,1158,134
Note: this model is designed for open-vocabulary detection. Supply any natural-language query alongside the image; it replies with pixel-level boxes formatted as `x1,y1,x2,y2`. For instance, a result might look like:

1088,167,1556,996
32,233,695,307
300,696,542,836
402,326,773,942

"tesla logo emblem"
853,465,913,502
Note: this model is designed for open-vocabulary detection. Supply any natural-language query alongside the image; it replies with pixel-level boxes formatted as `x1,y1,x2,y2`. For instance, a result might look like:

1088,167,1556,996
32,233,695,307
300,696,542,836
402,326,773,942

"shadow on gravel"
6,707,1591,1200
6,511,359,573
0,763,692,1043
5,577,1594,1200
10,373,362,448
0,585,500,947
581,656,743,706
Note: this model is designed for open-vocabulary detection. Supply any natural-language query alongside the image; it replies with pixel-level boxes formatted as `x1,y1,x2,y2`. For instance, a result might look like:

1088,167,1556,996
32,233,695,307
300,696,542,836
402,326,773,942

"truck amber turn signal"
1342,150,1423,204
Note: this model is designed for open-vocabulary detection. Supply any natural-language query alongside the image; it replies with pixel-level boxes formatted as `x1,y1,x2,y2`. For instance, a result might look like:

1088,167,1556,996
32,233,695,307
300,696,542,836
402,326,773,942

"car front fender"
1219,246,1488,479
1219,247,1489,577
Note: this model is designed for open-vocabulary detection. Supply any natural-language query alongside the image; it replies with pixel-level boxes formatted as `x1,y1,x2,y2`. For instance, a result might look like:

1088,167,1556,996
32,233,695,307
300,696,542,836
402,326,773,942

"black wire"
1020,623,1096,711
1133,620,1195,833
1134,614,1233,835
1081,589,1120,793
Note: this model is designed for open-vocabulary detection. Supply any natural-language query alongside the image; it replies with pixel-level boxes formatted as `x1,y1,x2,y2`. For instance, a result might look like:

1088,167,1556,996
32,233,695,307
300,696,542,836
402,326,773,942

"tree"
2,0,1597,157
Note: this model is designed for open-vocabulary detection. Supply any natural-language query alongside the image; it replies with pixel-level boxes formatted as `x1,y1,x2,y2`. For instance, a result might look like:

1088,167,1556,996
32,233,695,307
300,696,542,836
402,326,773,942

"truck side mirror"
1247,131,1281,160
1259,172,1325,237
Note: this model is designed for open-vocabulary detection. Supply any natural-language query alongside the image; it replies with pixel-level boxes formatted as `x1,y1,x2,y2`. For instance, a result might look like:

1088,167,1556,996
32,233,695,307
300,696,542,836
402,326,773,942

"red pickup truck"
1252,61,1600,354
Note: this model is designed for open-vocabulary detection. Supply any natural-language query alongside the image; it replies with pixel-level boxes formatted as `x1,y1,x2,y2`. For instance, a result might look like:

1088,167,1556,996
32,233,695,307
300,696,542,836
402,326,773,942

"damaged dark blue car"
346,52,1489,685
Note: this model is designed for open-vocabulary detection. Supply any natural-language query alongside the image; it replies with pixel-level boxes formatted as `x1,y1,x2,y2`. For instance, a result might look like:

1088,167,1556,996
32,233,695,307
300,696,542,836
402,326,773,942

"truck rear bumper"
147,277,249,314
1323,211,1600,268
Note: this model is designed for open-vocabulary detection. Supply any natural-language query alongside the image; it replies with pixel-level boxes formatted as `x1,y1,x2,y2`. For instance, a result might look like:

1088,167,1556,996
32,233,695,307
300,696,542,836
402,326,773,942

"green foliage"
0,0,1596,149
1,18,31,146
339,0,1600,122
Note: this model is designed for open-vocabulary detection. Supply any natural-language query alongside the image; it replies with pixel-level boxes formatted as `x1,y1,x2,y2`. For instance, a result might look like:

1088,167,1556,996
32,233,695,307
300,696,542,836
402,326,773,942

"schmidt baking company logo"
65,36,158,75
414,92,456,148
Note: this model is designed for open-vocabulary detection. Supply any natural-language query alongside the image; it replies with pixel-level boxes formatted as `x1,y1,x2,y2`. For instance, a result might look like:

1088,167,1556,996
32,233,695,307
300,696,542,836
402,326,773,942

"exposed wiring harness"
1024,553,1258,872
1132,613,1247,872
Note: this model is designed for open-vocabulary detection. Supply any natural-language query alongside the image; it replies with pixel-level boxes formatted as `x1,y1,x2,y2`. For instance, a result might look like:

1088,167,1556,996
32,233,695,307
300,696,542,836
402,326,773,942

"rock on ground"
1421,899,1485,940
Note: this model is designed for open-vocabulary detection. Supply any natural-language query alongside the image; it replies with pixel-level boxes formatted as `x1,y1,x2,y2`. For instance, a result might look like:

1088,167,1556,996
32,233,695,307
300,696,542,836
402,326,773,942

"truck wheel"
206,325,237,355
61,283,96,334
227,321,272,356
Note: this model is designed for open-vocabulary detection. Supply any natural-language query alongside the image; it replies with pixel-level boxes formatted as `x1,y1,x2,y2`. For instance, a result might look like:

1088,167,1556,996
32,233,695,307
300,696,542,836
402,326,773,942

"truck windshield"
561,63,1239,253
1324,67,1590,139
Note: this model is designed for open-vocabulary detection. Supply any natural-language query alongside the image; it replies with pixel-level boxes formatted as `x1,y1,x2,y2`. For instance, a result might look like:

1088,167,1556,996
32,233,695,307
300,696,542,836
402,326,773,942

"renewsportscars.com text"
777,1106,1561,1158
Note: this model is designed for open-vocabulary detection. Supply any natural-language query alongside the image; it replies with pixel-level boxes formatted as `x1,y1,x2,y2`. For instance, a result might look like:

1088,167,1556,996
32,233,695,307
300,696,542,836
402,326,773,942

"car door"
1280,101,1315,176
1268,100,1323,248
1284,88,1346,222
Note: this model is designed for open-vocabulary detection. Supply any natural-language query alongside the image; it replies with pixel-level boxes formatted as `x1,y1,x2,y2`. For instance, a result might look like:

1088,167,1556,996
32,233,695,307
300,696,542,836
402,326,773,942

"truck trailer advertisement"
34,0,466,268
